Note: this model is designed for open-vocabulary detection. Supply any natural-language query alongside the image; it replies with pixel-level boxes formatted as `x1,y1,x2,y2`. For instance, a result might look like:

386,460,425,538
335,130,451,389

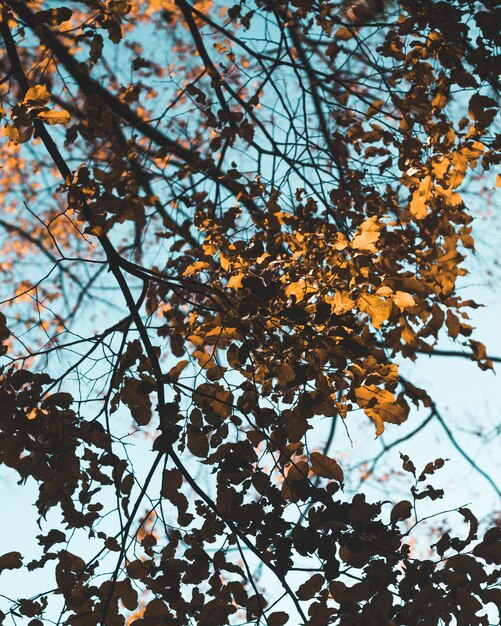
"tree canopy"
0,0,500,625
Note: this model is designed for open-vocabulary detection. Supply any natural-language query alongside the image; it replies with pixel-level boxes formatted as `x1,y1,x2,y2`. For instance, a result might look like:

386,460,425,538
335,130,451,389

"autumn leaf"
0,0,498,620
4,124,20,143
351,216,381,253
393,291,416,310
121,377,152,425
192,350,215,369
36,109,71,126
35,7,73,26
310,451,344,482
0,552,23,574
409,175,433,219
186,424,209,458
329,291,355,315
227,272,244,290
267,612,289,626
355,385,407,436
390,500,413,525
23,85,51,108
281,460,309,502
335,27,353,40
165,359,189,383
296,573,324,600
357,294,391,329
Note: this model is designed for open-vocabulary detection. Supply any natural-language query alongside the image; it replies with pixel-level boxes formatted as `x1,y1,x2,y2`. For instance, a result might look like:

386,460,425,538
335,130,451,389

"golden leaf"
36,109,71,125
331,232,348,251
357,294,391,329
409,175,433,219
432,156,450,180
4,124,20,143
351,216,380,252
27,408,38,421
183,261,209,277
434,180,463,206
192,350,215,369
376,286,393,297
227,273,244,290
393,291,416,310
219,254,231,271
285,279,316,302
23,85,51,108
355,385,407,436
329,291,355,315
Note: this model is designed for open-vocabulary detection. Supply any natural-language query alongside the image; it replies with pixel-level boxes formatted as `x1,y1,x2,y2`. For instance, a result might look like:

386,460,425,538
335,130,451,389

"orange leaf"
36,109,71,126
23,85,51,108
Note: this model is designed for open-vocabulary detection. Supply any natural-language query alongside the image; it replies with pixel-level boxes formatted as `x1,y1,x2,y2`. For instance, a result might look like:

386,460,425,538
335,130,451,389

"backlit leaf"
36,109,71,126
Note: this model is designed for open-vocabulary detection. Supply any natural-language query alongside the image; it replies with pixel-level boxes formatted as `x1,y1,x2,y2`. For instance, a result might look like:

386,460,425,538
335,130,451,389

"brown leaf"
296,573,324,600
310,451,344,482
390,500,413,525
0,552,22,573
267,612,289,626
186,424,209,458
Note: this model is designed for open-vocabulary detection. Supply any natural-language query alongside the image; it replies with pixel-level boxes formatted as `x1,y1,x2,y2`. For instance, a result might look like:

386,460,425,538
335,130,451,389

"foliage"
0,0,500,624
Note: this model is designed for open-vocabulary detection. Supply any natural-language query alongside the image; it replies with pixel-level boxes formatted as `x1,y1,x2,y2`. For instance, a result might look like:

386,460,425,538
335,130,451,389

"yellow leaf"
227,273,244,290
23,85,51,108
4,124,19,143
432,156,450,180
393,291,415,310
274,211,292,225
351,216,380,252
36,109,71,126
219,254,231,271
331,232,348,251
409,175,433,220
434,185,463,206
192,350,215,369
27,408,38,421
496,174,501,187
285,279,316,302
432,92,447,109
367,99,384,117
401,324,417,344
376,286,393,297
355,385,407,436
183,261,209,277
329,291,355,315
202,241,218,255
357,294,391,329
